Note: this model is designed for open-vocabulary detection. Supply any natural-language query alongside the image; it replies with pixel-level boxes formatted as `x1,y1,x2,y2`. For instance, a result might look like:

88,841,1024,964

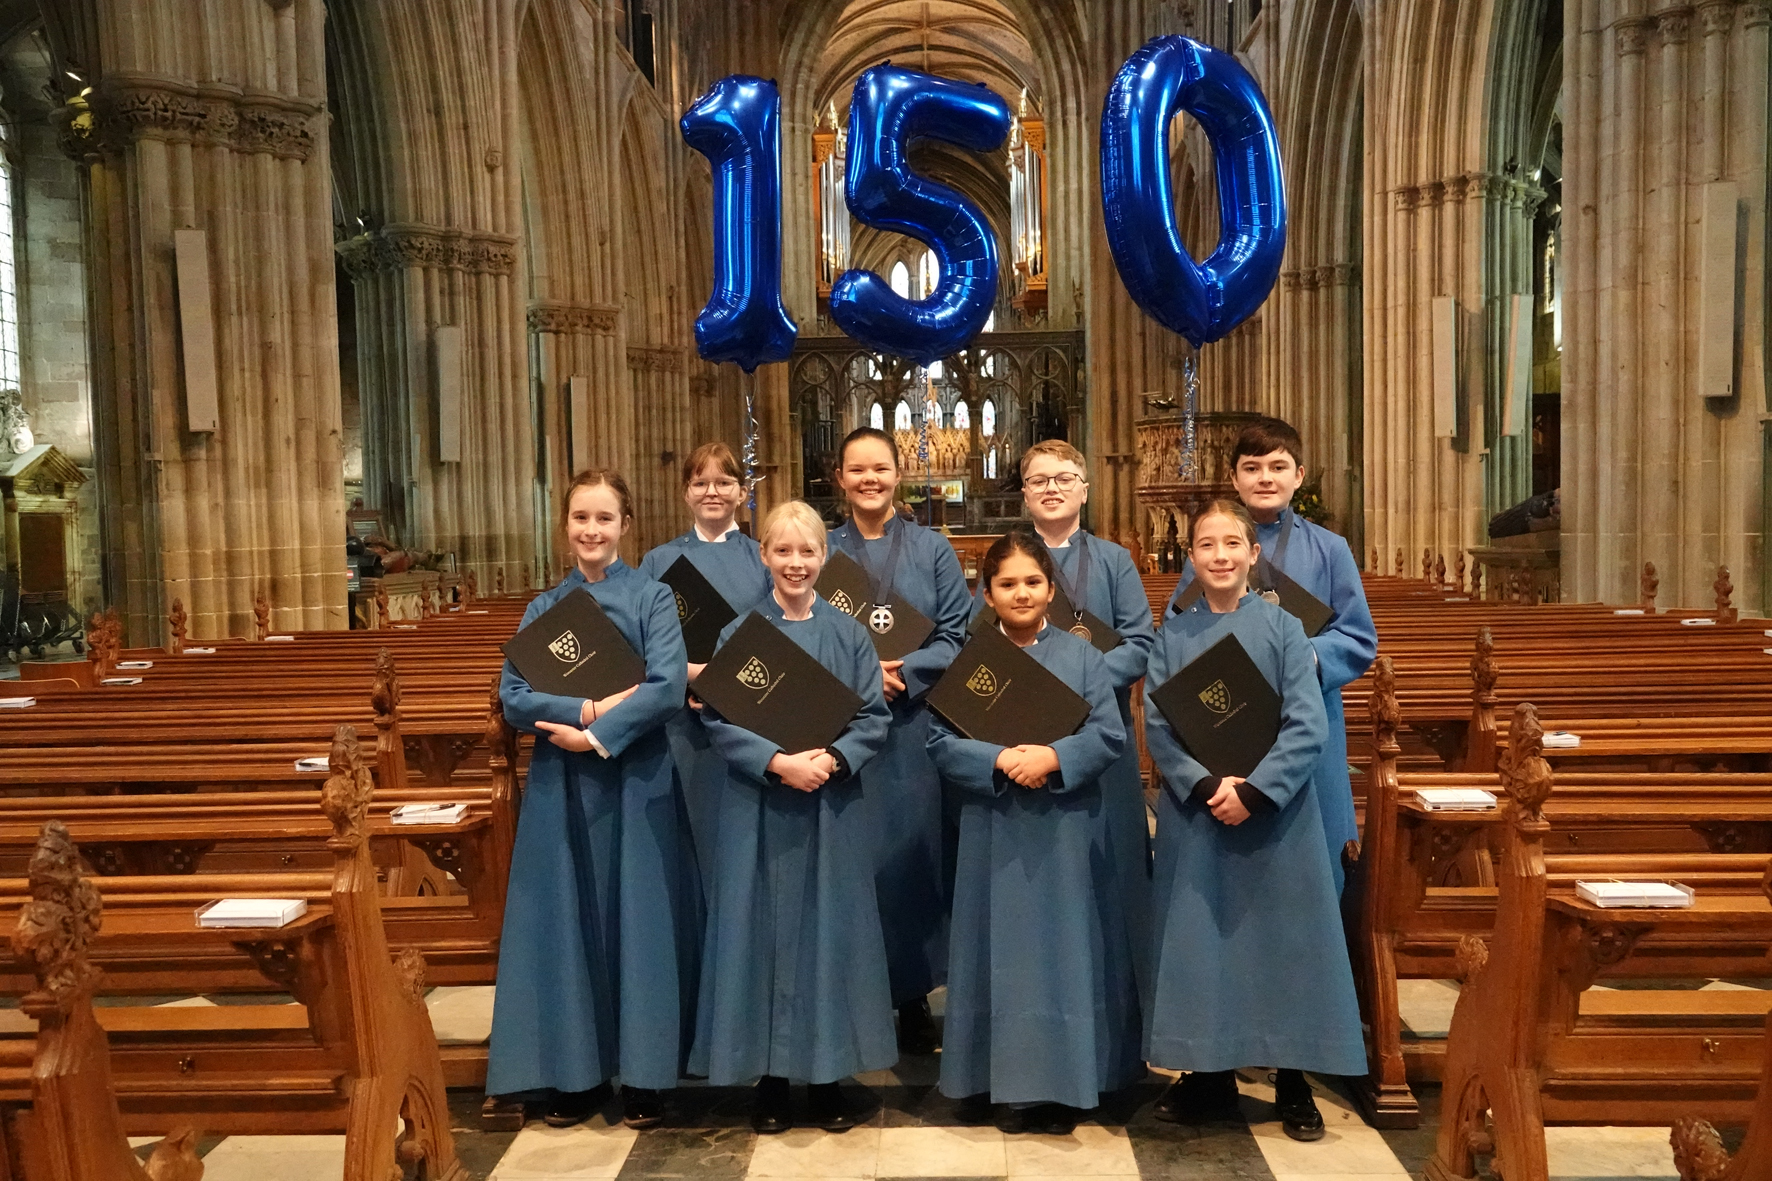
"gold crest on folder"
737,656,771,690
547,631,580,664
965,665,998,697
1198,679,1231,714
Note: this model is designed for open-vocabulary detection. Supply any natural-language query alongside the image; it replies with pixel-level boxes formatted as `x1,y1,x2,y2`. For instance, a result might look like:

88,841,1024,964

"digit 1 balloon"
1100,36,1286,348
680,76,798,372
828,64,1011,365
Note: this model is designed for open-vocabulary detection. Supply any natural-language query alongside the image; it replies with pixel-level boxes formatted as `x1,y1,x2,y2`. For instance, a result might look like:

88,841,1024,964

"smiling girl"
828,427,971,1053
487,470,699,1131
693,500,894,1134
930,531,1138,1134
1141,499,1363,1142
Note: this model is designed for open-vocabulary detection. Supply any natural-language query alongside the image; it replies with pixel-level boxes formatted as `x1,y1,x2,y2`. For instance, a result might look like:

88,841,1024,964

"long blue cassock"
690,594,896,1085
829,514,971,1006
640,529,771,876
1165,509,1377,892
929,625,1143,1110
973,530,1155,1018
1142,592,1366,1076
487,562,700,1096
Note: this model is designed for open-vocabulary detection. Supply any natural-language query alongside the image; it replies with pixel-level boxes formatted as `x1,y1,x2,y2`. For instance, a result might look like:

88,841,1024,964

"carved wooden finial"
1422,548,1433,580
103,608,121,667
142,1126,205,1181
1471,627,1498,700
373,582,389,629
1471,562,1484,600
522,567,533,591
1497,703,1553,821
1435,553,1446,586
1715,565,1736,624
253,591,270,640
1642,562,1659,613
1453,934,1489,984
1369,655,1401,752
371,647,401,722
495,568,506,596
1669,1117,1732,1181
392,946,428,1008
1395,547,1405,575
464,569,478,604
320,724,373,844
1456,553,1467,593
1370,547,1379,571
86,611,106,672
167,598,188,656
13,820,102,1015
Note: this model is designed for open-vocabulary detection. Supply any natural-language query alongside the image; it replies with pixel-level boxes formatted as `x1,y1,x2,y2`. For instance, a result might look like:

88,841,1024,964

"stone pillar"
1562,0,1769,610
44,0,345,643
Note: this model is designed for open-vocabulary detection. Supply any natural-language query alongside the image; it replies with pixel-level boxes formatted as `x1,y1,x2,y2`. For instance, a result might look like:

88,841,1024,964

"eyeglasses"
1024,473,1084,491
689,479,741,494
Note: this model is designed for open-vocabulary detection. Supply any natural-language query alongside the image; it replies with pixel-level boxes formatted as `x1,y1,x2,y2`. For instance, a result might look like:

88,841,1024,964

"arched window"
952,402,970,431
926,358,943,381
894,400,912,431
918,247,938,298
890,261,911,300
981,399,996,438
0,139,20,392
984,447,997,479
927,400,943,429
869,401,883,430
983,310,995,333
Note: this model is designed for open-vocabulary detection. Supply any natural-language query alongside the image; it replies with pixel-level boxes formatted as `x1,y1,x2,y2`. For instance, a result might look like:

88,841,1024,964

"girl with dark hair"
830,426,972,1053
930,530,1138,1133
641,442,771,872
1142,499,1363,1142
487,470,701,1131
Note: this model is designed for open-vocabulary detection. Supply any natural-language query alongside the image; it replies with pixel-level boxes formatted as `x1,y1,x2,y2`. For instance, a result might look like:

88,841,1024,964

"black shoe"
807,1081,856,1132
622,1086,664,1128
544,1081,613,1128
955,1092,992,1125
1274,1070,1325,1141
1152,1070,1240,1124
751,1076,791,1134
995,1104,1035,1135
897,997,939,1054
1037,1103,1079,1135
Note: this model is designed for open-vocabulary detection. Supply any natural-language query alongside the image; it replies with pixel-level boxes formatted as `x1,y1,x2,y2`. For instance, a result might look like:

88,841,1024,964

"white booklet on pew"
184,647,216,654
115,660,153,670
1415,788,1498,812
293,756,331,773
1681,617,1717,626
1542,731,1581,748
1575,880,1694,909
196,898,309,929
265,635,295,642
390,803,468,825
101,676,143,686
0,697,35,709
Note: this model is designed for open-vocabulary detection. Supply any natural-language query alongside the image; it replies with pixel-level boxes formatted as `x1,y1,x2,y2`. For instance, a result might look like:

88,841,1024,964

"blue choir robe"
690,594,896,1085
974,528,1156,1017
929,626,1143,1109
1165,510,1377,891
487,562,700,1096
830,514,971,1006
641,528,771,877
1142,592,1366,1076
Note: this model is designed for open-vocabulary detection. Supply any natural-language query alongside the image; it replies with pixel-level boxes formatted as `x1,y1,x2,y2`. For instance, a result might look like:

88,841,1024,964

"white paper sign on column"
1431,295,1458,439
434,324,463,463
173,229,220,434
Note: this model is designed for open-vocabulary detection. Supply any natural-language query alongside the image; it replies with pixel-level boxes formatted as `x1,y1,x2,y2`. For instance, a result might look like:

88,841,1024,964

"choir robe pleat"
975,530,1156,1021
690,594,897,1085
1142,593,1367,1076
641,530,771,876
929,626,1142,1109
830,515,971,1006
487,562,701,1096
1166,511,1377,892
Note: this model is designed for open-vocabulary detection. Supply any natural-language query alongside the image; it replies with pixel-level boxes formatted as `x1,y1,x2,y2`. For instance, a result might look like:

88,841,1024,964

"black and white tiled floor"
121,983,1710,1180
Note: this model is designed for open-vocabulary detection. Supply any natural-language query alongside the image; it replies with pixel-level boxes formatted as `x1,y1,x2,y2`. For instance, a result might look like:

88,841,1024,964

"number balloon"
680,75,798,372
828,65,1011,365
1100,36,1286,348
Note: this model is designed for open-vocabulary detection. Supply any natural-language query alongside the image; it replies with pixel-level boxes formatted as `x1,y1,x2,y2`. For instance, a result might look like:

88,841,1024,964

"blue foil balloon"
680,76,798,372
1100,36,1286,348
829,65,1011,365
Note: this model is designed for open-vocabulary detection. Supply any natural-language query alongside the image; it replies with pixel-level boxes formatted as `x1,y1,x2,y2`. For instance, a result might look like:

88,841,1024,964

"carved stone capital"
527,301,620,336
336,223,518,278
627,345,686,373
1616,17,1652,54
72,74,321,161
1656,9,1691,43
1698,1,1736,35
1745,0,1769,27
1393,185,1422,211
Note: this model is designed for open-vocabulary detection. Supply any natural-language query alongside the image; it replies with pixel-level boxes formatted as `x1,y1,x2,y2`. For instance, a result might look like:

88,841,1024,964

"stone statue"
0,388,32,455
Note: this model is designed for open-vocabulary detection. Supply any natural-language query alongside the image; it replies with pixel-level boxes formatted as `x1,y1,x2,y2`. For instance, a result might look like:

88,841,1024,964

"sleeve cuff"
1235,780,1277,813
584,728,611,759
1190,775,1222,805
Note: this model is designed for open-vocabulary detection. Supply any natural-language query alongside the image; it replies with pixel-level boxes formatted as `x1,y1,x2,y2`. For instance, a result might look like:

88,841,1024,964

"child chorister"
692,500,895,1135
932,530,1139,1135
1143,498,1365,1143
488,470,700,1131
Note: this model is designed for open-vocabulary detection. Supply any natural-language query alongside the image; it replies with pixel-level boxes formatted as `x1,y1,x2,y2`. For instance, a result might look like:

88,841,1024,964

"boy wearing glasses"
1162,418,1376,894
974,440,1156,1062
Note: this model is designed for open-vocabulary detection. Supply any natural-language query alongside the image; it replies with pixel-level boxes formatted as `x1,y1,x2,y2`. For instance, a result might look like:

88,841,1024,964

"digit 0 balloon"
1100,36,1286,348
680,75,798,372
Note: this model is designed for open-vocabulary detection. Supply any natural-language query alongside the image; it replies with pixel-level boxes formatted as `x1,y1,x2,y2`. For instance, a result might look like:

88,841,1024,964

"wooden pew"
1422,716,1772,1181
0,729,469,1180
0,822,204,1181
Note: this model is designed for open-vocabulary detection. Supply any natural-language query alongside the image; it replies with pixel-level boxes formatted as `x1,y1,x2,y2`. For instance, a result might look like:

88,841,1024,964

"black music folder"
817,550,936,661
657,555,738,663
1170,562,1334,638
927,625,1090,748
693,612,865,755
501,588,646,699
1146,633,1282,780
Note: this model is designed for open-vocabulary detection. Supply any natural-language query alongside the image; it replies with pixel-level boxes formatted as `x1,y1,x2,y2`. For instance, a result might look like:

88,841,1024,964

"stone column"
44,0,345,642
